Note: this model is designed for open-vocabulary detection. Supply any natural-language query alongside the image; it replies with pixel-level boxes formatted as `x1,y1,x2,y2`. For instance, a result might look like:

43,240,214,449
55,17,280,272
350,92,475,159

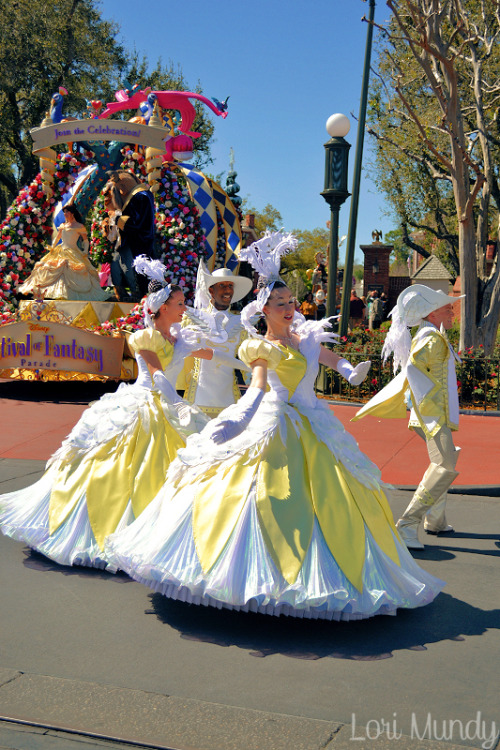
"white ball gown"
18,226,108,301
106,326,444,620
0,327,209,570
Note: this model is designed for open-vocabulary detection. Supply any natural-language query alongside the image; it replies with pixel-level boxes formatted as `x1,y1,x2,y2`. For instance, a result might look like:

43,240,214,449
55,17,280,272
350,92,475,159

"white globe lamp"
326,113,350,138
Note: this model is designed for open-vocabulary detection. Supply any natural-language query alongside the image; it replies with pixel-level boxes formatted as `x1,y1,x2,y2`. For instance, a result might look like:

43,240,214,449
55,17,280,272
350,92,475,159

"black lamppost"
320,114,351,323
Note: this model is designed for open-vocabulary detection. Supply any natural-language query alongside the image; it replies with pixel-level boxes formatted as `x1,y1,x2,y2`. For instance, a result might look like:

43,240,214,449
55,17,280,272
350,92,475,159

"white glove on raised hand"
153,371,192,426
211,387,264,445
336,358,371,386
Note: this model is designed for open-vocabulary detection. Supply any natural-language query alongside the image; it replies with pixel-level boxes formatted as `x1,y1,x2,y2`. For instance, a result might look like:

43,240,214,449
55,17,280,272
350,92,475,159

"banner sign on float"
30,119,170,151
0,321,124,377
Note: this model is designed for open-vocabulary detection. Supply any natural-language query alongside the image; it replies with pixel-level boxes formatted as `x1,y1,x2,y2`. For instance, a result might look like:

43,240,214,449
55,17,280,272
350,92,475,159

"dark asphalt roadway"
0,459,499,750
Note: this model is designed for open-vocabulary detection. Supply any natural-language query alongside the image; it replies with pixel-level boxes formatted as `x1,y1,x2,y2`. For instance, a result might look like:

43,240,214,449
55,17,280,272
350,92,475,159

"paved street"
0,460,499,750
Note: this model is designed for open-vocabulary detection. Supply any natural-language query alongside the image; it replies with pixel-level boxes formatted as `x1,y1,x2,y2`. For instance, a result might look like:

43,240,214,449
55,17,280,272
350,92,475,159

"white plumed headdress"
382,284,463,373
239,230,298,334
133,255,172,328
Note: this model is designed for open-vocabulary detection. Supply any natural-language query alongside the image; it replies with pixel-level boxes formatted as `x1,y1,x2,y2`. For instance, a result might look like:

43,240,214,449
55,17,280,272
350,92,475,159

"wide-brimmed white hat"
206,267,253,301
194,260,253,309
382,284,464,374
315,290,326,302
397,284,463,327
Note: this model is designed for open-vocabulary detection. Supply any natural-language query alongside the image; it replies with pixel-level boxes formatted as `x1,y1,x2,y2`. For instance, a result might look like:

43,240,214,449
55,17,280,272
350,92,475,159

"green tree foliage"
241,200,284,236
241,199,330,277
353,263,365,283
0,0,127,203
368,0,500,352
240,200,332,293
284,227,329,275
384,228,410,266
0,0,219,215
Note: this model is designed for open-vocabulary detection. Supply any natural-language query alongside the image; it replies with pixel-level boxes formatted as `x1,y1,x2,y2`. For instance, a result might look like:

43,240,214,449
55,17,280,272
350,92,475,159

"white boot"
396,463,458,550
396,497,428,550
424,494,454,534
396,520,425,550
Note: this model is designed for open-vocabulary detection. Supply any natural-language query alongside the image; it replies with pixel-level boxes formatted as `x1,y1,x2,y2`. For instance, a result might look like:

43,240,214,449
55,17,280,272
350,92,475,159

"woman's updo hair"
148,279,166,295
269,280,288,291
264,280,289,300
147,279,182,295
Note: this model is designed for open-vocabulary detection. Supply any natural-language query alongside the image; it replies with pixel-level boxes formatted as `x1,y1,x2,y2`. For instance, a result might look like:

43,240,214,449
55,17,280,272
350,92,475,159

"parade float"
0,86,243,381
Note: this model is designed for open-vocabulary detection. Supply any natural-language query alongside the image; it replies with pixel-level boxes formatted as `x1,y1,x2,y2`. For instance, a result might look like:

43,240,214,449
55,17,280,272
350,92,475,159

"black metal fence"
316,355,500,411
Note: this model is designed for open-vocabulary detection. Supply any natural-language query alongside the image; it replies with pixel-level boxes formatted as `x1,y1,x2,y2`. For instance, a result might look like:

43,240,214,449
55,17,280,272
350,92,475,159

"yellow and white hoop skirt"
106,330,444,619
0,328,209,569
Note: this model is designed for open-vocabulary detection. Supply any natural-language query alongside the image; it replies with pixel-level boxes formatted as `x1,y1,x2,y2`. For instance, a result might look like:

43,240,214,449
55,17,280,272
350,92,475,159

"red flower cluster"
91,303,145,336
0,152,89,311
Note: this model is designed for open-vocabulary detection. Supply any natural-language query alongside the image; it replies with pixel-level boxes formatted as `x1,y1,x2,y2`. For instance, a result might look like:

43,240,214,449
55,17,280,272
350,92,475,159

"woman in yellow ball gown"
18,204,108,301
106,234,444,620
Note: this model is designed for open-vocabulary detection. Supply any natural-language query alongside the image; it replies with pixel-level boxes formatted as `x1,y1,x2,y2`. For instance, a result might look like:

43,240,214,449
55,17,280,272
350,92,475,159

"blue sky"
100,0,394,262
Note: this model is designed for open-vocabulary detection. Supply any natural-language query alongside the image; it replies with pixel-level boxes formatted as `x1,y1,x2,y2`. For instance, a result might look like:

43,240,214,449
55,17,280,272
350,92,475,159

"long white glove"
336,358,371,386
211,387,264,445
153,371,192,426
210,349,251,373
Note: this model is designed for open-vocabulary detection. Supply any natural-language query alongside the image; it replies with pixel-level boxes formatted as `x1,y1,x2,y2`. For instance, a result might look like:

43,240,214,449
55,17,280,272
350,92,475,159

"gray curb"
0,670,496,750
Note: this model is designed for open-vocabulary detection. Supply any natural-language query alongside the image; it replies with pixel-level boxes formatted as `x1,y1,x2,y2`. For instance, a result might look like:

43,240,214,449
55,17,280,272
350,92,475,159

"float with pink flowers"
0,86,242,381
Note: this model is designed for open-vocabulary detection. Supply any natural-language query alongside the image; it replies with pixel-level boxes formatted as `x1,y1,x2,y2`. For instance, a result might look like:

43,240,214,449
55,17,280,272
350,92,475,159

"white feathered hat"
383,284,463,373
133,255,172,328
238,230,299,335
194,260,253,309
396,284,462,326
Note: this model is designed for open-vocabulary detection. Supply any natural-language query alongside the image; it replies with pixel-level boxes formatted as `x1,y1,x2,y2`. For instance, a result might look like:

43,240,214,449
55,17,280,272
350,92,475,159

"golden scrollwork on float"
17,300,74,326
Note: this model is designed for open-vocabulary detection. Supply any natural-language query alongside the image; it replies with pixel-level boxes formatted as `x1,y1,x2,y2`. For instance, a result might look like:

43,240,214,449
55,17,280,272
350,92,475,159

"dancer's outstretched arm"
319,346,371,386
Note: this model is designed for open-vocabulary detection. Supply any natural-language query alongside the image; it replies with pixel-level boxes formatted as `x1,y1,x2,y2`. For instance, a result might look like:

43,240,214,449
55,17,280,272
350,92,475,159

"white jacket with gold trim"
353,323,459,439
183,306,248,416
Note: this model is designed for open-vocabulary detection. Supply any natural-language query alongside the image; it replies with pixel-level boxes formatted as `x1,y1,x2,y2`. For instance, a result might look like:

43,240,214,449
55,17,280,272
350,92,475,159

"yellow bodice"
274,345,308,401
128,328,174,370
238,338,307,401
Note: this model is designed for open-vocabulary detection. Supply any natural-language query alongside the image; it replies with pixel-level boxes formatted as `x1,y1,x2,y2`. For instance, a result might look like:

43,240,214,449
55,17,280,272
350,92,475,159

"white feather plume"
239,230,298,284
381,305,412,374
133,255,167,283
193,259,212,310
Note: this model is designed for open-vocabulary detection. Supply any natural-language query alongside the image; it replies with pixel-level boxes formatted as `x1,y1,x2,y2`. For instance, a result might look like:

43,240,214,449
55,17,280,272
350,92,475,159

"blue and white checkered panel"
227,230,240,252
208,180,242,269
177,164,217,268
226,252,239,271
